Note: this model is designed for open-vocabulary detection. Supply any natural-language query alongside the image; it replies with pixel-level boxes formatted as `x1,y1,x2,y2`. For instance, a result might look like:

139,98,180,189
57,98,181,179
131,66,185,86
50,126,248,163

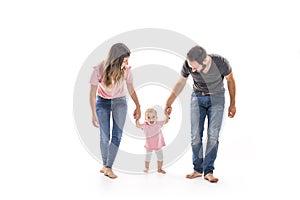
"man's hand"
164,106,172,116
228,105,236,118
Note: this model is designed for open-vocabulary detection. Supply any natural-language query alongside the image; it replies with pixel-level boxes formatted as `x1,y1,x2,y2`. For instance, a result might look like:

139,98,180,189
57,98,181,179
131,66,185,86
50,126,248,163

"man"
165,45,236,183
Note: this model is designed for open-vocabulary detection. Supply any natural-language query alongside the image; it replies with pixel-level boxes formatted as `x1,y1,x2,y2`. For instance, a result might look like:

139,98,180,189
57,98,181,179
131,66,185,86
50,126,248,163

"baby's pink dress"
142,121,166,150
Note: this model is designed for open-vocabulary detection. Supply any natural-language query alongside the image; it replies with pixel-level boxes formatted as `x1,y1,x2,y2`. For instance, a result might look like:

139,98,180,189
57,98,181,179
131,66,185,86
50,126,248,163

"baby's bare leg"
156,149,166,174
144,161,150,173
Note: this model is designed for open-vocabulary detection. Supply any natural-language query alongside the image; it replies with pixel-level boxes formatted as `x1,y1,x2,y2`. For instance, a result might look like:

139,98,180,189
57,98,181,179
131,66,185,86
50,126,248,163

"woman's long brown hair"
102,43,130,88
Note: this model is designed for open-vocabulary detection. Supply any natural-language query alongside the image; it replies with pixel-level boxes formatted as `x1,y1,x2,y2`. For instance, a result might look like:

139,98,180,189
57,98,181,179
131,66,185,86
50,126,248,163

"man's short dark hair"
187,45,207,64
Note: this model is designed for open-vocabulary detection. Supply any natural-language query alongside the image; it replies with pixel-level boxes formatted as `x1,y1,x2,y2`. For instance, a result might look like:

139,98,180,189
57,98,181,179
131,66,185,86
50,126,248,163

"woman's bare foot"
186,171,202,179
204,173,219,183
144,168,149,173
104,168,118,179
99,165,106,173
157,169,166,174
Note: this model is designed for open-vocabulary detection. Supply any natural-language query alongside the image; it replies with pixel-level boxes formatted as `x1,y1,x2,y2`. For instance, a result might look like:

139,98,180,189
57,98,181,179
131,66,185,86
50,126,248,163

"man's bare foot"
99,165,106,173
204,173,219,183
144,168,149,173
104,168,118,179
186,171,202,179
157,169,166,174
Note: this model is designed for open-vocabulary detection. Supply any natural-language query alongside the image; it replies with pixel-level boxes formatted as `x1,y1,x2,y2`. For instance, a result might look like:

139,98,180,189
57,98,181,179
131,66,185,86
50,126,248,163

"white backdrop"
1,0,299,199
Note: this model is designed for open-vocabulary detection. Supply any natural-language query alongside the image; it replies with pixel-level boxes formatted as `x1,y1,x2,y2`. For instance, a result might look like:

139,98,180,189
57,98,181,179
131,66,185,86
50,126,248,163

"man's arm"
225,72,236,118
165,76,187,115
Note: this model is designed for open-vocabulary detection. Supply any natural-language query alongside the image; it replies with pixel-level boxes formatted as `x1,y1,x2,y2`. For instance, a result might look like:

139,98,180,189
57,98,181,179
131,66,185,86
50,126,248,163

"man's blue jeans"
190,92,225,175
96,96,127,169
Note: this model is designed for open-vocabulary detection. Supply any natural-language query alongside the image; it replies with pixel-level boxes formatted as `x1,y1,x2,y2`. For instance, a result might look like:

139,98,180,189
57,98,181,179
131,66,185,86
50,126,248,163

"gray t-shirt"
181,54,232,93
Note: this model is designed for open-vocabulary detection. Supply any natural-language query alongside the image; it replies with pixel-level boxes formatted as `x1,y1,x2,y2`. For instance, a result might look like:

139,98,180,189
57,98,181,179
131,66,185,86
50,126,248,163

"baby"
136,108,169,174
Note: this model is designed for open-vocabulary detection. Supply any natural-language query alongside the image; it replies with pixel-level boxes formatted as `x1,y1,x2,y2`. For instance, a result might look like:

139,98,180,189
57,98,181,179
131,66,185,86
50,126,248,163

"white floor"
75,153,251,199
49,138,298,200
1,113,299,200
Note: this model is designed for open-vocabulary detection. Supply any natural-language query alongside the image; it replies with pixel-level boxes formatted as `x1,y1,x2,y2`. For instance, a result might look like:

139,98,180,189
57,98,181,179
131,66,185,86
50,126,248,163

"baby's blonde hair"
145,108,157,120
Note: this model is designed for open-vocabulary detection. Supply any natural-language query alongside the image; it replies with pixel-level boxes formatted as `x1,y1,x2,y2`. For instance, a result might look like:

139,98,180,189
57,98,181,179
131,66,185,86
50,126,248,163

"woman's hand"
133,106,141,120
92,114,99,128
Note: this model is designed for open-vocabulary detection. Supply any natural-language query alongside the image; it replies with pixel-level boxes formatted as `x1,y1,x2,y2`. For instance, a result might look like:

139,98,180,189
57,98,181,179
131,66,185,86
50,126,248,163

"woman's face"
121,56,129,69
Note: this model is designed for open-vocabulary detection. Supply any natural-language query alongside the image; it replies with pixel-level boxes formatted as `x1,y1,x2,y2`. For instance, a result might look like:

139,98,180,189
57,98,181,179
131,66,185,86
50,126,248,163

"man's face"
187,59,202,72
145,111,157,125
187,57,209,72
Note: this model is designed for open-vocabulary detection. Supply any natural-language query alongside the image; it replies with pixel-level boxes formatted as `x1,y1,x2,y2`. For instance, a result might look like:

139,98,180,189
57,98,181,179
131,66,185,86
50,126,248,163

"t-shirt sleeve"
89,66,100,86
219,57,232,76
211,54,232,76
125,66,133,83
181,60,191,78
89,61,104,86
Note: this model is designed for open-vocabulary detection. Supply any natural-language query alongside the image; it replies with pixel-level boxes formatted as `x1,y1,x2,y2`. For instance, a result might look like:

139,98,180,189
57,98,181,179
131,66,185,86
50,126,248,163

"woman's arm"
90,85,99,127
127,82,141,120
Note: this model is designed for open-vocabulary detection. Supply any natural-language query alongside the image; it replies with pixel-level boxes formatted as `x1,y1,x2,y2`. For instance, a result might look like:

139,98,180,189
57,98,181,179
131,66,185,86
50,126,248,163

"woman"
90,43,141,179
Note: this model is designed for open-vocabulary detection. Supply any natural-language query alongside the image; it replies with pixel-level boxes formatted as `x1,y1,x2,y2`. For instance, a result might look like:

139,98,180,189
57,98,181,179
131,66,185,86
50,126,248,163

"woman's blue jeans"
190,92,225,175
96,96,127,169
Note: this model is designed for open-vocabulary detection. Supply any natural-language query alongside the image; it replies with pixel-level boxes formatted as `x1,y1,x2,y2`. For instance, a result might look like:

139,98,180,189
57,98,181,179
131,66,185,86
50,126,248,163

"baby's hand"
135,119,142,128
164,114,170,124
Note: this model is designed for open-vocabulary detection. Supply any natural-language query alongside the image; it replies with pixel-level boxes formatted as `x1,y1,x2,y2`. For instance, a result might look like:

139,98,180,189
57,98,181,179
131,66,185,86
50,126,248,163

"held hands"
164,105,172,116
133,106,141,120
164,105,171,124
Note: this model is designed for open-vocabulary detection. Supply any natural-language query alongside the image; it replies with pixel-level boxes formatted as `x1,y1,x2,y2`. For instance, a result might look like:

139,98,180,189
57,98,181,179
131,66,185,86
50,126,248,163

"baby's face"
145,111,157,125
